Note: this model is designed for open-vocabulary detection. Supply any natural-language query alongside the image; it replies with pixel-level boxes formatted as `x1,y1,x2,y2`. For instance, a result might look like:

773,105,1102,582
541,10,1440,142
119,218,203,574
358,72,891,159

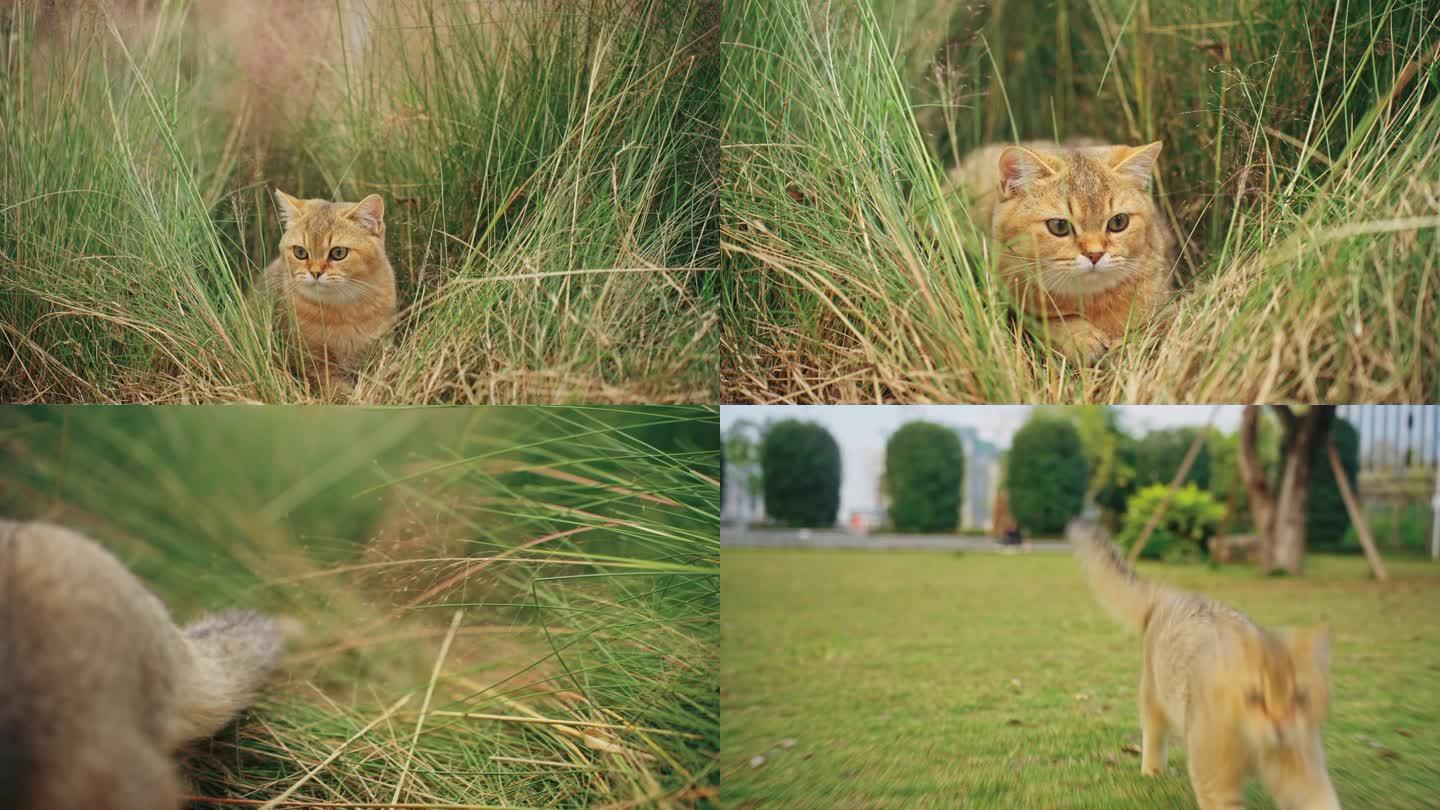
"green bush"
884,421,965,533
1134,429,1212,492
761,420,842,527
1006,417,1087,535
1306,417,1360,548
1117,484,1227,561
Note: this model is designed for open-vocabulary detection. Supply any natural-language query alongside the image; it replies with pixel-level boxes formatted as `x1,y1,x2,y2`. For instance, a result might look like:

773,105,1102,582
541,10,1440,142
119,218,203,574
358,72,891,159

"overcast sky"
721,406,1248,518
721,405,1243,446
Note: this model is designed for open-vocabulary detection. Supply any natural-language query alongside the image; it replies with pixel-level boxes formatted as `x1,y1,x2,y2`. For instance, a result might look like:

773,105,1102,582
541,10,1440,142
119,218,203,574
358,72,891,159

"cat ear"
997,145,1057,198
1111,141,1163,188
274,190,306,229
343,194,385,235
1287,624,1332,673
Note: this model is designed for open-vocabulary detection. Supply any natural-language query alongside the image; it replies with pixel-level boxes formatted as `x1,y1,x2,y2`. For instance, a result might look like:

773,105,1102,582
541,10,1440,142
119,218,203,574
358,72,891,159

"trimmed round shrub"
1006,417,1088,535
761,420,841,527
884,421,965,533
1116,483,1226,561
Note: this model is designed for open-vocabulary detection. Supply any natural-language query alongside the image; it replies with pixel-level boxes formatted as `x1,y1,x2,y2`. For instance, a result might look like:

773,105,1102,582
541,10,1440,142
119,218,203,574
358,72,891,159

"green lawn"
721,548,1440,808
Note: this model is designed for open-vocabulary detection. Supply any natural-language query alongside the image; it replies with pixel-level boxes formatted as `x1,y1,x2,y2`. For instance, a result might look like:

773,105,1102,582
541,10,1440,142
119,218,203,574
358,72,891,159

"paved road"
721,527,1070,553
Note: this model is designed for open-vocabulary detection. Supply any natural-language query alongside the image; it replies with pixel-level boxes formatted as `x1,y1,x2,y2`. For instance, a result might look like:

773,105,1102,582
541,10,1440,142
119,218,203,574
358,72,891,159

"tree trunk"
1237,406,1277,568
1270,448,1315,574
1237,405,1336,575
1267,403,1330,573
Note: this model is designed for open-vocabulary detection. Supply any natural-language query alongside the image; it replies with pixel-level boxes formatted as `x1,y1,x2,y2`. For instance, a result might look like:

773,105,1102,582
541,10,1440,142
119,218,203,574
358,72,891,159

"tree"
1306,417,1359,548
1041,406,1135,527
760,420,841,528
1006,416,1088,535
884,421,966,533
1134,428,1212,491
1237,405,1337,575
1092,432,1138,524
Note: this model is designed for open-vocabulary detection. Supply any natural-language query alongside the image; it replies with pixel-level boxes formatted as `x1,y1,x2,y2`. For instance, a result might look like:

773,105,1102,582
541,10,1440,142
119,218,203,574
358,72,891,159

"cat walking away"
0,519,285,810
1070,522,1341,810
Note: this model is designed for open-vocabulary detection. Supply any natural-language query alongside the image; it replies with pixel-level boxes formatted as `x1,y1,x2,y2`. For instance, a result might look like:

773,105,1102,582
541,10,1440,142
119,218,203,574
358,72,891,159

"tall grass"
722,0,1440,403
0,405,719,807
0,0,719,404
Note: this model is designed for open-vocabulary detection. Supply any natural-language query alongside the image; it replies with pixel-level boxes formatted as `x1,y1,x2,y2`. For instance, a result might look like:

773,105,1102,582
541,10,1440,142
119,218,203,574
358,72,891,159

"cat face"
1216,625,1332,752
991,142,1164,297
274,190,387,303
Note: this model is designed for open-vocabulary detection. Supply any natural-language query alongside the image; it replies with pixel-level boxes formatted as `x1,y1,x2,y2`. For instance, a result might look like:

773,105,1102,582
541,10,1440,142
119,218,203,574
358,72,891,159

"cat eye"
329,247,349,261
1107,213,1130,232
1045,218,1071,237
291,246,308,260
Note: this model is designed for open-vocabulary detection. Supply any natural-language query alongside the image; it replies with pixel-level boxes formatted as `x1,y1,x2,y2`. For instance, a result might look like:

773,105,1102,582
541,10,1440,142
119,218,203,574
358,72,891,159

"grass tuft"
1,0,719,404
0,405,719,807
721,0,1440,402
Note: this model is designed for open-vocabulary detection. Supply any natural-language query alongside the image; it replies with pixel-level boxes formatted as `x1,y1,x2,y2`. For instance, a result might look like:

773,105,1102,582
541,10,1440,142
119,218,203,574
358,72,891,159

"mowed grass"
722,0,1440,402
1,0,719,404
0,406,719,808
721,548,1440,808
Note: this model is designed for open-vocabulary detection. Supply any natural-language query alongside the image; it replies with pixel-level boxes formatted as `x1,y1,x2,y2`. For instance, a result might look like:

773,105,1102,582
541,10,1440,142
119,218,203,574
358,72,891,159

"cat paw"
1141,764,1165,777
1084,341,1111,364
1037,318,1110,364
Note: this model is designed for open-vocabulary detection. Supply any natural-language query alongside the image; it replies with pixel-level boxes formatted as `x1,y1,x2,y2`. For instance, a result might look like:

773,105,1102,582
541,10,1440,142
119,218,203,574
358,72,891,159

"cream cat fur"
0,519,284,810
1071,523,1341,810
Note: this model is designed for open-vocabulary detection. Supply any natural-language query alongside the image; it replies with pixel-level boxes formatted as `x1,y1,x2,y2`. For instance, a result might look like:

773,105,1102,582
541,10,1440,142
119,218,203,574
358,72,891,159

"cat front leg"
1185,722,1247,810
1037,316,1109,364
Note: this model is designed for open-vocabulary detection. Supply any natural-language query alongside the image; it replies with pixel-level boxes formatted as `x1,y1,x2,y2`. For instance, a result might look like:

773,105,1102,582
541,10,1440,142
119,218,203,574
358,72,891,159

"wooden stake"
1327,438,1388,581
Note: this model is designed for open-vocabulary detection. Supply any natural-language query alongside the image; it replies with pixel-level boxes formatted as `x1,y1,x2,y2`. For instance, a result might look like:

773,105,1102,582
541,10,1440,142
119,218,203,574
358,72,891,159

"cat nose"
308,268,324,279
1084,250,1105,265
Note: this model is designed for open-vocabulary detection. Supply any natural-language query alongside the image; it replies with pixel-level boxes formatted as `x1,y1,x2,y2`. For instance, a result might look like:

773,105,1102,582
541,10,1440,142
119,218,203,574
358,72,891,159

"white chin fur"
1071,254,1115,270
1047,262,1130,295
294,277,336,300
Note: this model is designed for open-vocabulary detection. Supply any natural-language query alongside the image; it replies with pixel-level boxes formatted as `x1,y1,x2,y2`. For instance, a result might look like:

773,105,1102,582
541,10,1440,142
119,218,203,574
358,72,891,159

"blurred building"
955,427,1001,531
721,459,764,526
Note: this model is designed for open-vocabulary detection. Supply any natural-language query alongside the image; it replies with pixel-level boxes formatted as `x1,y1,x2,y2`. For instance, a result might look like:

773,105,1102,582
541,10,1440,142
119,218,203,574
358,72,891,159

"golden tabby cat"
952,140,1177,362
264,190,396,382
1071,523,1341,810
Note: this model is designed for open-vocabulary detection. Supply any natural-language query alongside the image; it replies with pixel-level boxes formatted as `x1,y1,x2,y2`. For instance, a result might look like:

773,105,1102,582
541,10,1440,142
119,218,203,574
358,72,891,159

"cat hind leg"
1139,675,1169,776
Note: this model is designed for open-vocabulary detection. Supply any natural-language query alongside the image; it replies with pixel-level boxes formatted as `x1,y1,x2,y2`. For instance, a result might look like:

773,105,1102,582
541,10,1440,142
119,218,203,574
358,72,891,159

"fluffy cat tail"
1069,521,1158,633
172,609,285,744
